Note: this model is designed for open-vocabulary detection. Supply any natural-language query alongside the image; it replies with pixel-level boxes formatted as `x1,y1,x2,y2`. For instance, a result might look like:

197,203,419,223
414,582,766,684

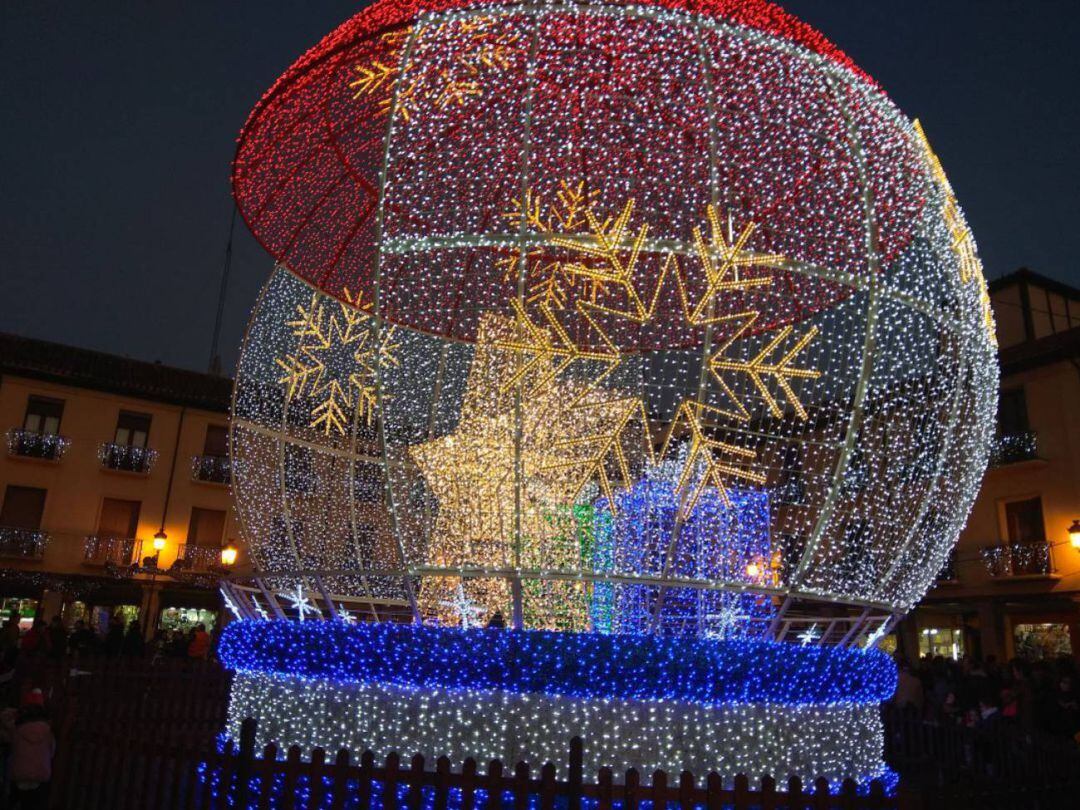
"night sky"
2,2,1077,373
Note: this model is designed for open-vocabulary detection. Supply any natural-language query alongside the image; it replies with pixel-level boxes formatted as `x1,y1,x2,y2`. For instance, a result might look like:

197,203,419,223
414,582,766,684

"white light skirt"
227,671,889,786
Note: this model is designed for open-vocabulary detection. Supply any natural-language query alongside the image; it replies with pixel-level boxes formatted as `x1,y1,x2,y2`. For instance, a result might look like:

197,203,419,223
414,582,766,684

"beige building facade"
0,333,239,638
904,269,1080,663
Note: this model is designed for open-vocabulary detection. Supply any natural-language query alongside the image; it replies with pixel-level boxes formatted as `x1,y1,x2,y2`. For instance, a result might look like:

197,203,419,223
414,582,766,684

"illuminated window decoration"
226,0,999,788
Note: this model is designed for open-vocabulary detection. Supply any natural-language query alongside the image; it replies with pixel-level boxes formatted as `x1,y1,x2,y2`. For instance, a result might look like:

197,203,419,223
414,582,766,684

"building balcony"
989,432,1039,466
98,442,158,474
170,543,222,573
0,527,49,560
935,551,959,584
6,428,70,461
83,535,139,566
191,454,231,485
981,541,1055,579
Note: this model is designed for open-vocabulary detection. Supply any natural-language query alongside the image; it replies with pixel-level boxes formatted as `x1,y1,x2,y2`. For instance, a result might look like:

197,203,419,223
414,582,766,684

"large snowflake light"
223,0,997,788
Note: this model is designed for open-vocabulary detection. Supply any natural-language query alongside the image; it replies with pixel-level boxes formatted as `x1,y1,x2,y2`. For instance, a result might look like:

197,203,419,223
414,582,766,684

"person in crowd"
17,620,49,658
0,688,55,809
0,617,20,658
486,611,506,629
103,614,125,657
68,620,96,656
45,618,67,661
121,623,145,657
187,623,211,660
892,658,925,714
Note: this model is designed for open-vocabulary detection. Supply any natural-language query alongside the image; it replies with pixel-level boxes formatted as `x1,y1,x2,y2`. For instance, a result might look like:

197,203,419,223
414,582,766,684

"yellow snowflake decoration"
348,19,523,122
662,400,767,515
275,289,399,436
498,182,603,309
673,204,783,326
914,119,997,345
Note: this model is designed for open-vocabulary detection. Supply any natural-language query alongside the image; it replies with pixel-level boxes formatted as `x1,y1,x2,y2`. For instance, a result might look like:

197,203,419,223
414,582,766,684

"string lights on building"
223,0,998,787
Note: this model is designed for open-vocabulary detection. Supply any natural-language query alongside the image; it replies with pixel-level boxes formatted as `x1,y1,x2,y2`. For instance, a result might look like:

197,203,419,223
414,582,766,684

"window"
1005,497,1046,545
115,411,152,448
1014,623,1072,660
919,627,964,660
187,507,226,547
23,396,64,435
0,486,47,529
98,498,141,539
997,389,1029,436
202,425,228,457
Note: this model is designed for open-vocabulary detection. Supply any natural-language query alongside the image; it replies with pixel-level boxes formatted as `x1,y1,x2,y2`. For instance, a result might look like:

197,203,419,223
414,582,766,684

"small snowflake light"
798,623,821,646
285,585,319,622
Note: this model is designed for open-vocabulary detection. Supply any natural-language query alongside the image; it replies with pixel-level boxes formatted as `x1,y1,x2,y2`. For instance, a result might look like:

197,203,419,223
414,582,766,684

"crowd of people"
891,653,1080,741
0,612,214,808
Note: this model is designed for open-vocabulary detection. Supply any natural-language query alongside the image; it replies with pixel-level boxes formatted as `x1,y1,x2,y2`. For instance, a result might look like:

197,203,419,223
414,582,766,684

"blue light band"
219,620,897,705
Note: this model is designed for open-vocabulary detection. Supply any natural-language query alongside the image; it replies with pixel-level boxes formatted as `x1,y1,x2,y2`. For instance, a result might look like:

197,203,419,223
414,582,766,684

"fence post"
258,742,279,810
384,752,401,810
624,768,640,810
540,762,557,810
331,749,351,810
461,757,477,810
567,737,583,810
759,775,776,810
732,774,750,810
597,766,613,810
233,718,257,808
281,745,303,810
310,748,328,809
787,776,804,809
705,772,723,810
408,753,426,810
434,756,450,810
486,759,504,809
679,771,695,810
357,750,375,810
813,777,830,810
651,770,668,809
513,761,530,810
840,777,857,810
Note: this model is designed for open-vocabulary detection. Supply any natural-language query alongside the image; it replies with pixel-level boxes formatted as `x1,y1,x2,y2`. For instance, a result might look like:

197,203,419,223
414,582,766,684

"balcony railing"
170,543,222,572
6,428,70,461
83,535,139,566
191,454,231,485
0,527,49,560
935,551,959,583
99,442,158,474
981,541,1054,578
989,432,1039,466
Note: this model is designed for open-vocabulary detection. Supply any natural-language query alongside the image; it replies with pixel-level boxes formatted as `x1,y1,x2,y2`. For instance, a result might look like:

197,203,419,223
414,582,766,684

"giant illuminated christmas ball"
222,0,997,786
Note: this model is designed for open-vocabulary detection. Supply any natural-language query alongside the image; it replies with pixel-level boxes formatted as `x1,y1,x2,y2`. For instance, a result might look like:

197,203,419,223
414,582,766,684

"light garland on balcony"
224,0,998,786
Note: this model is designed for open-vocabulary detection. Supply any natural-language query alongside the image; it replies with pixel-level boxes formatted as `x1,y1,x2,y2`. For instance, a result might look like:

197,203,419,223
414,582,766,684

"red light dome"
233,0,925,350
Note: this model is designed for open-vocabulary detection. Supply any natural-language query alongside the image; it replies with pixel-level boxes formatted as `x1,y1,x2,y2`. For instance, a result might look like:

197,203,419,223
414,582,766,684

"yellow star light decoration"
409,313,637,626
275,289,399,437
913,119,997,345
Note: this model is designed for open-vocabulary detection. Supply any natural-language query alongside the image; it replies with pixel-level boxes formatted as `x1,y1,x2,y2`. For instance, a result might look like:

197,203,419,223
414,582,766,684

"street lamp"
1069,519,1080,551
153,533,167,565
220,543,238,568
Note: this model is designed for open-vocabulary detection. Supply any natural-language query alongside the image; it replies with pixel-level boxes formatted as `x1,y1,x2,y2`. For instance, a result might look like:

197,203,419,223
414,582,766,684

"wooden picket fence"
52,716,897,810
